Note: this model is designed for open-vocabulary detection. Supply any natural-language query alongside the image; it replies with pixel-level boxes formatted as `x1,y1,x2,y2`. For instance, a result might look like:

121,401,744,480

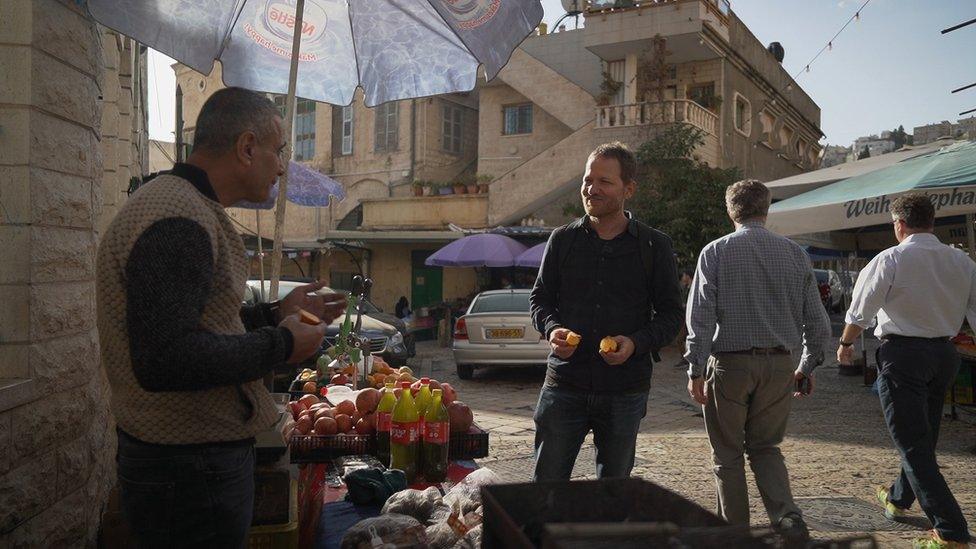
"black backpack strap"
635,221,663,363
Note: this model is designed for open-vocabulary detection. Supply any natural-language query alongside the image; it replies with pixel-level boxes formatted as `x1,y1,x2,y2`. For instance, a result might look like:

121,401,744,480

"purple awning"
425,234,528,267
513,242,546,268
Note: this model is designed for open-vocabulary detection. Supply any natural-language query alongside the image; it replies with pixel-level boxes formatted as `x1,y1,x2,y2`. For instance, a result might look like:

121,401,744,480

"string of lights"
791,0,872,81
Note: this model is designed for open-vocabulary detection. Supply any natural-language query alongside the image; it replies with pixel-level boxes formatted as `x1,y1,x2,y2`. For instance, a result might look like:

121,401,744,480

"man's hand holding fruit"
549,328,579,359
599,335,635,365
278,279,346,325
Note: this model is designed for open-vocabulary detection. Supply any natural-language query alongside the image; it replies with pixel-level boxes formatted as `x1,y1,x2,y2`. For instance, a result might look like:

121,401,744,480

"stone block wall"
0,1,147,545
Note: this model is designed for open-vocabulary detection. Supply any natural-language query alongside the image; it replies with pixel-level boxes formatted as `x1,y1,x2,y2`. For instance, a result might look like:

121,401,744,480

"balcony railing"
588,0,731,21
595,99,718,135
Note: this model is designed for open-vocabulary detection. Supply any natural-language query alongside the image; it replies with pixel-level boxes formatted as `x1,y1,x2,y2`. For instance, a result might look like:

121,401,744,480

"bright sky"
148,0,976,148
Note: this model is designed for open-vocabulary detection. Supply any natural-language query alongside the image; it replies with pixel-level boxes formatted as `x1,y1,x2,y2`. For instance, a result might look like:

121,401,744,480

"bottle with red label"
375,381,397,466
390,381,420,482
414,378,433,471
422,388,450,482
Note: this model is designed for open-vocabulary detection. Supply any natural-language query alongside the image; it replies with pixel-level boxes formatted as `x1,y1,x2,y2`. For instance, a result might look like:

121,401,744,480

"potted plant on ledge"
436,181,454,195
476,174,492,194
463,173,478,194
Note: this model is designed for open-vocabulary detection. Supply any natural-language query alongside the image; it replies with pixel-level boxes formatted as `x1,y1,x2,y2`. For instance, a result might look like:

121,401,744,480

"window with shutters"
293,99,316,160
374,102,399,152
332,105,354,156
503,104,533,135
733,92,751,137
442,103,463,154
272,96,316,160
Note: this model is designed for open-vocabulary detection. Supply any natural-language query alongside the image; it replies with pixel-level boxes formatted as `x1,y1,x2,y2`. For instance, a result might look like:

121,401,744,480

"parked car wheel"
457,363,474,380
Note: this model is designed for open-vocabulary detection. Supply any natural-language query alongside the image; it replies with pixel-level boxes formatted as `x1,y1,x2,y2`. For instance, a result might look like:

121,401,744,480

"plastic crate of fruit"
289,433,377,464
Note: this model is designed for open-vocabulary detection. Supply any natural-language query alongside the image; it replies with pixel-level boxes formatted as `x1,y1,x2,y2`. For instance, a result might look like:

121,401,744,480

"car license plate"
487,328,523,340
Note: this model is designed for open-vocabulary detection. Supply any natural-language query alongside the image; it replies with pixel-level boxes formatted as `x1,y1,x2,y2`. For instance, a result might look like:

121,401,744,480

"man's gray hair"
725,179,771,223
891,193,935,229
192,87,281,154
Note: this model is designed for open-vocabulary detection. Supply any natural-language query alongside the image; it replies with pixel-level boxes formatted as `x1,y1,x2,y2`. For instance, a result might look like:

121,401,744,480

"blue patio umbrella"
236,160,345,209
236,161,345,288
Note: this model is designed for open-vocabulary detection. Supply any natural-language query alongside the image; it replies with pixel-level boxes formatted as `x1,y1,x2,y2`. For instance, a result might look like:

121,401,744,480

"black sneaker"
777,512,810,542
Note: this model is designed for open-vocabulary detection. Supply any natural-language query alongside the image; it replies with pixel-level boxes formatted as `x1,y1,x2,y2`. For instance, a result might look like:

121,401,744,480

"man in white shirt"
839,194,973,547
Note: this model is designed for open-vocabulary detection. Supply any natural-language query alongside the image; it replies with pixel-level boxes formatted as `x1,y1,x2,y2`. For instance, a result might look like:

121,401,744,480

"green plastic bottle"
415,378,433,433
375,381,397,466
390,381,420,482
414,378,433,473
422,389,450,483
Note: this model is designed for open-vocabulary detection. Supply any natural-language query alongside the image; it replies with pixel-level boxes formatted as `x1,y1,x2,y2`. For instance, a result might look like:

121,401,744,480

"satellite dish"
561,0,585,15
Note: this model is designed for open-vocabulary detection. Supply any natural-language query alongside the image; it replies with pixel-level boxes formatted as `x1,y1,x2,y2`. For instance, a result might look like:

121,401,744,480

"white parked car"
451,289,550,380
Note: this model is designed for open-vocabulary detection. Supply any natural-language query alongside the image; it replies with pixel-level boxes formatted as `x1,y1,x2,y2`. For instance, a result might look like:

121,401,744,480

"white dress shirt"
846,233,976,338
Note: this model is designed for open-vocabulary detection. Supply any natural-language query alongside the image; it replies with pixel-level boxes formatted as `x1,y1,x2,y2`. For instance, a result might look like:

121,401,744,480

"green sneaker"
876,486,909,522
912,530,970,548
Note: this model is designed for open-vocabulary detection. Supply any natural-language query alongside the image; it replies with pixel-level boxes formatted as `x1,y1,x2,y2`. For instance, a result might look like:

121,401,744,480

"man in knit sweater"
96,87,345,547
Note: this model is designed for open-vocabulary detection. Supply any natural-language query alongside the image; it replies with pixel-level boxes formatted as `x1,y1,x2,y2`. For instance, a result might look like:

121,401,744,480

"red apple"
440,383,458,405
287,401,304,420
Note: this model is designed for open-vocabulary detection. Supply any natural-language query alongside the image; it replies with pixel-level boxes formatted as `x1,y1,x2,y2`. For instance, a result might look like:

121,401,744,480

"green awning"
767,140,976,236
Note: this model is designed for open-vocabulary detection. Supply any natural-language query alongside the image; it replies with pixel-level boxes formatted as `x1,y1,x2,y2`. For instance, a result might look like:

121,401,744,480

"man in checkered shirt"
685,179,830,540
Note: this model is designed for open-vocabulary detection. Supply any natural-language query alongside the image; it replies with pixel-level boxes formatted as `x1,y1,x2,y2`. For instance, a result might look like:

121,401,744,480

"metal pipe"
951,82,976,94
942,17,976,34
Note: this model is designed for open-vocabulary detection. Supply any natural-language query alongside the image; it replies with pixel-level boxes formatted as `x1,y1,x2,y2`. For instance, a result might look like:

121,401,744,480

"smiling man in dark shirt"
530,142,682,480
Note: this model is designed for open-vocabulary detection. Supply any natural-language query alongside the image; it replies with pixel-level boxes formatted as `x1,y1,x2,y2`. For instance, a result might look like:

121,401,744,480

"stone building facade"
173,62,480,310
171,0,826,312
914,116,976,145
480,1,825,227
0,0,148,545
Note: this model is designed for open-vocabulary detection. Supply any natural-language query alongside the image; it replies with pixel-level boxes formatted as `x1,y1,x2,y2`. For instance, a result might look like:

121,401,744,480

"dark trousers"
533,386,649,480
877,337,971,542
116,429,256,549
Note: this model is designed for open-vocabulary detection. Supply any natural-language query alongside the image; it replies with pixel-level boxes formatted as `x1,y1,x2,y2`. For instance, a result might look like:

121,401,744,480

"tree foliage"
629,124,738,267
889,125,913,149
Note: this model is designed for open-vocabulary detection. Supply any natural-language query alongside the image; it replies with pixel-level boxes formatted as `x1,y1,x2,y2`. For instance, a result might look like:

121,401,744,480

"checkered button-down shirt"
684,222,830,377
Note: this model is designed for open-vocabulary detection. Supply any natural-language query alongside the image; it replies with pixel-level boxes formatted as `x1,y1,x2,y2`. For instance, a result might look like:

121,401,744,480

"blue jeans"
878,337,970,543
116,429,256,548
533,386,649,480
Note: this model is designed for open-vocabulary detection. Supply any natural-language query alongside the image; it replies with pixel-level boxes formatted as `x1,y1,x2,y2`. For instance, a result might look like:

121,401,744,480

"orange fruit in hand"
599,337,618,354
299,309,322,325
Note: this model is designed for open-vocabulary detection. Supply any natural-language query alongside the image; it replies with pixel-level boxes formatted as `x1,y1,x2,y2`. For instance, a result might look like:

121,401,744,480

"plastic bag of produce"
381,486,444,524
340,514,427,549
452,524,482,549
425,520,458,549
424,500,483,549
442,468,500,515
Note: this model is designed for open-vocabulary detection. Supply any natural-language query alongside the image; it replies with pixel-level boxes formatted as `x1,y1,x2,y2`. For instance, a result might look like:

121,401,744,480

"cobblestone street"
407,328,976,548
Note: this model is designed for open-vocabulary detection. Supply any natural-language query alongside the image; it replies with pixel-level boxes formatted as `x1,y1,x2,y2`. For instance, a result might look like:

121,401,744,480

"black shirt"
530,216,682,393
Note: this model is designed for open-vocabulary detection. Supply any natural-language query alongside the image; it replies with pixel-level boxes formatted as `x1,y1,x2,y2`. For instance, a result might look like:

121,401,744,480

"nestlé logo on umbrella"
242,0,329,61
442,0,501,30
265,0,327,42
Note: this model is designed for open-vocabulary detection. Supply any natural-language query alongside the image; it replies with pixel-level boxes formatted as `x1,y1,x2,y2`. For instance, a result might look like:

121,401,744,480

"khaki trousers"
703,352,801,525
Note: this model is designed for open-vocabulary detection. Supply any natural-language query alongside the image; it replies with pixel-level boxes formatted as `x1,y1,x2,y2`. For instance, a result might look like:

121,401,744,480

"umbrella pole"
269,0,306,301
257,211,266,299
967,213,976,260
